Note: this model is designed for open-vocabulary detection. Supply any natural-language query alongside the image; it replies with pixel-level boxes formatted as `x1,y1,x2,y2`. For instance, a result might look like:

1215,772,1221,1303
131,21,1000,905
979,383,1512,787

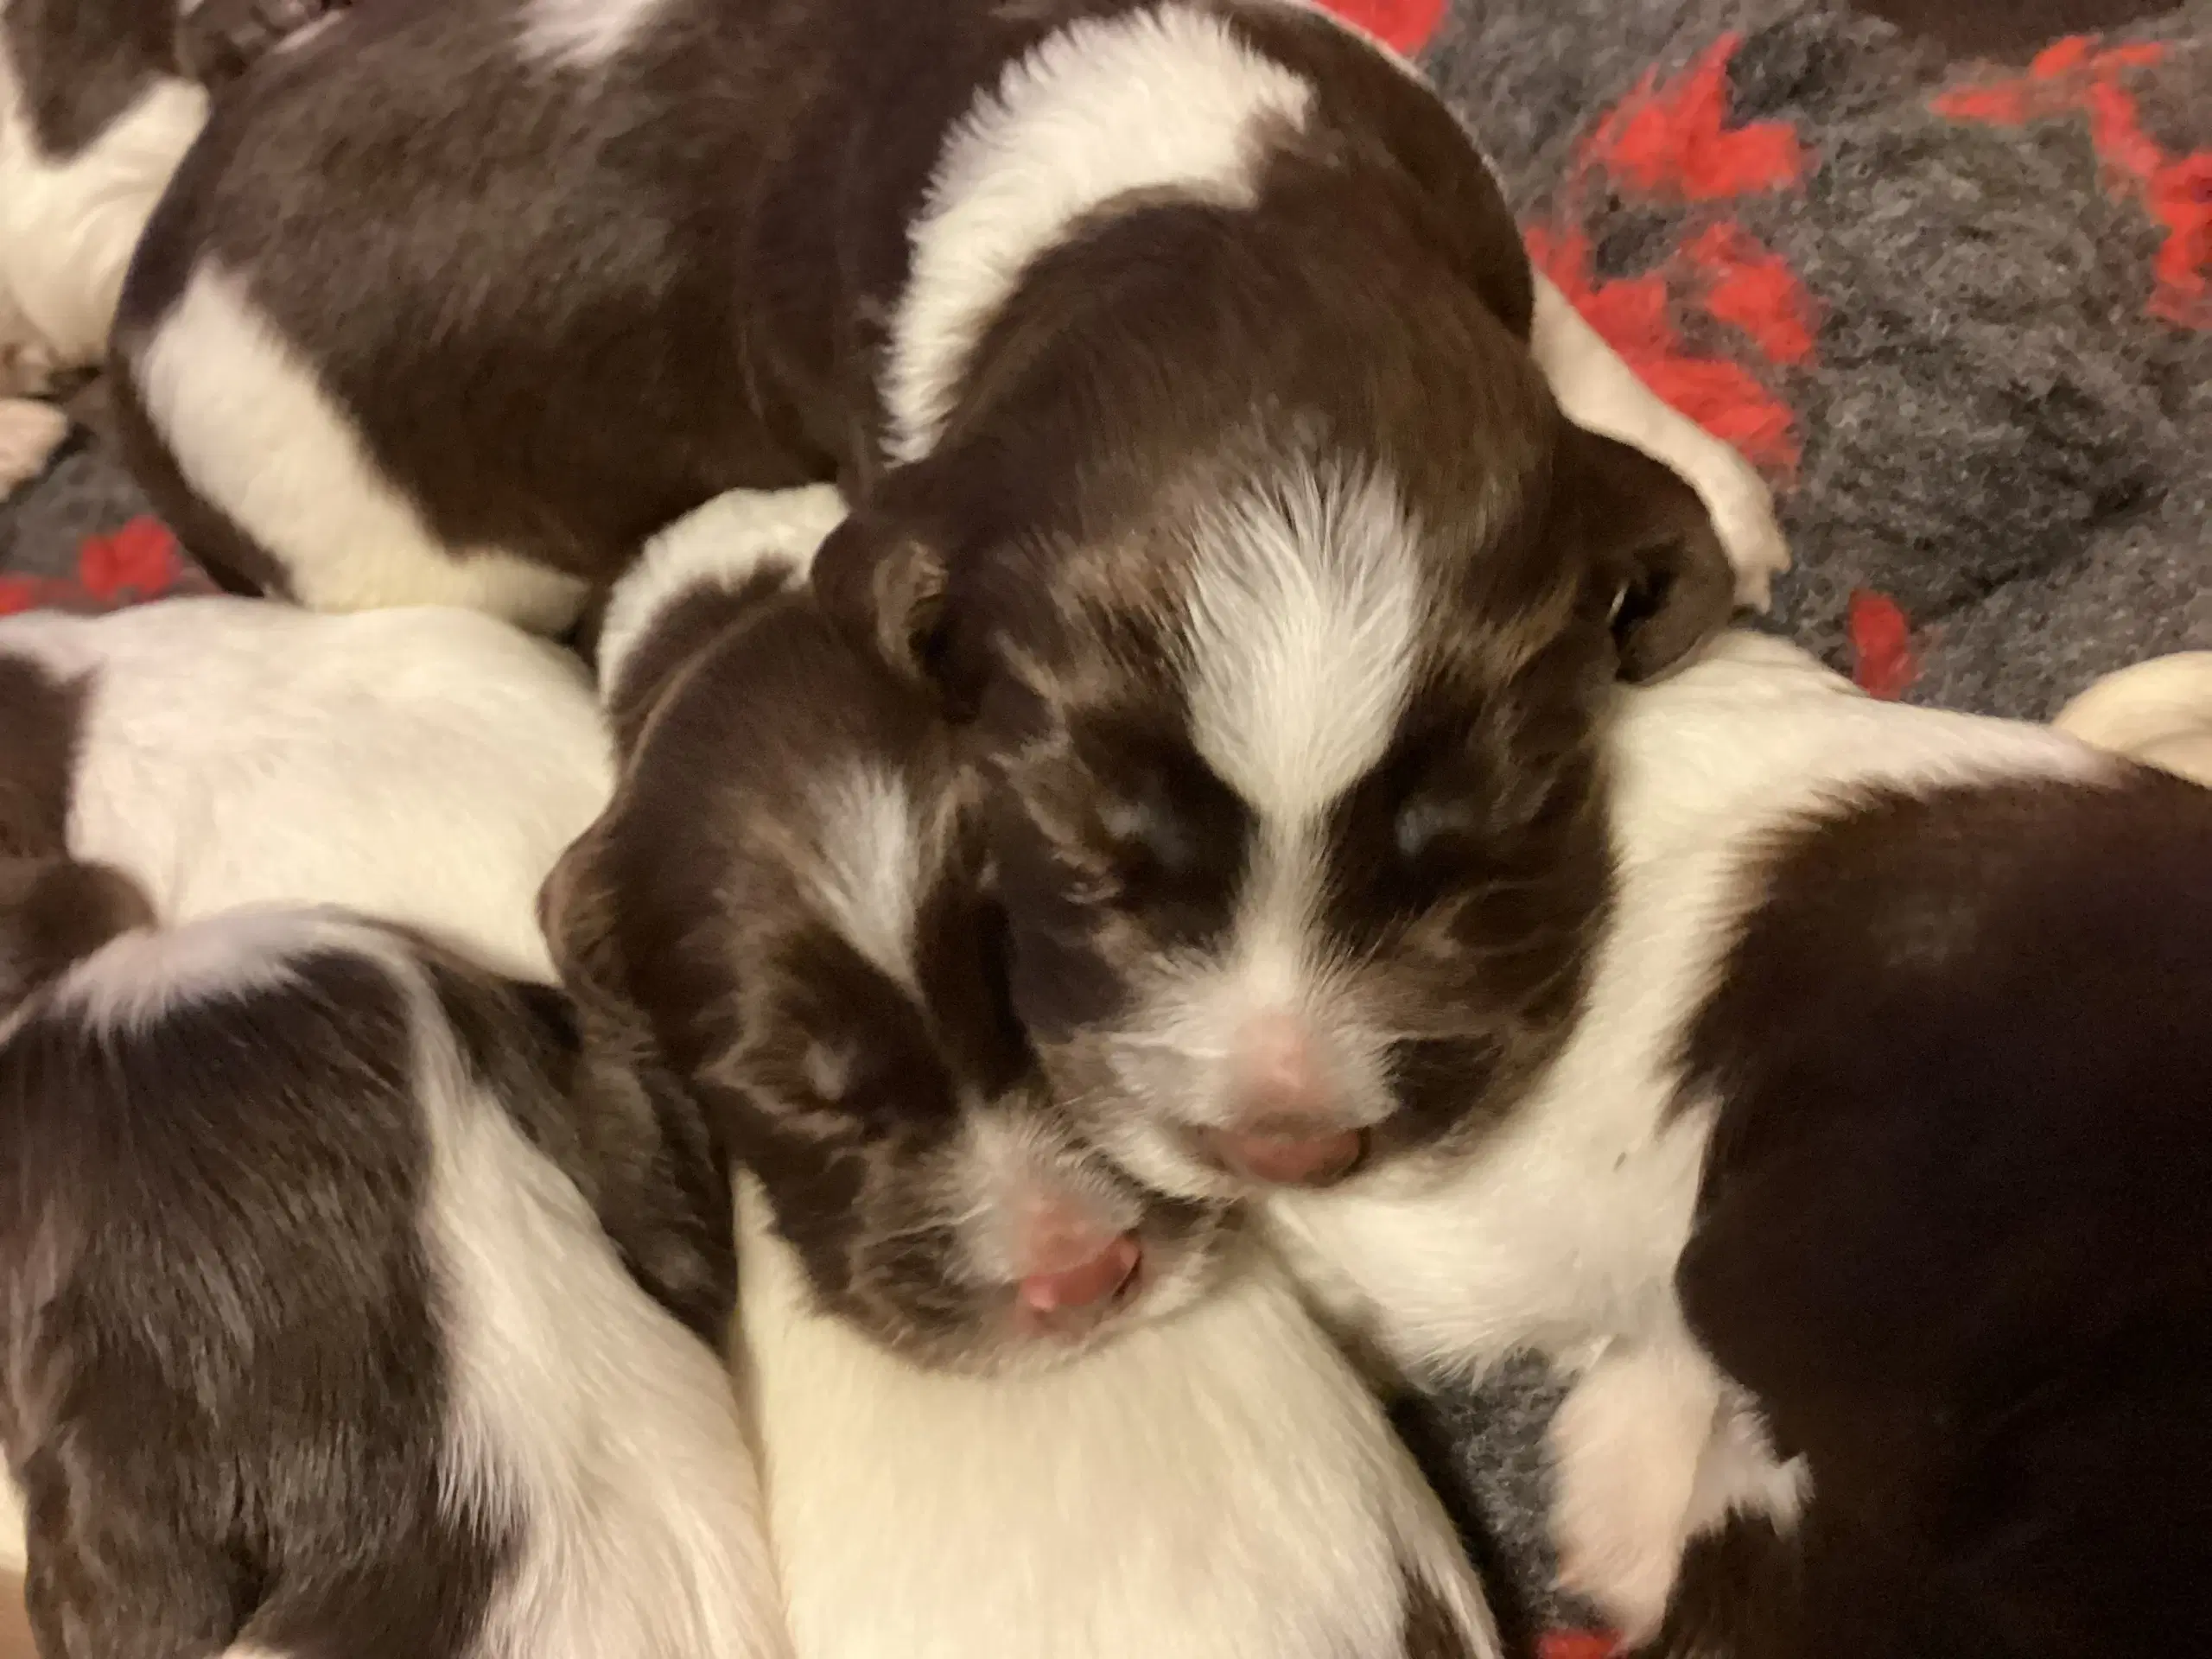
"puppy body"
0,906,785,1658
1265,631,2210,1650
566,487,1232,1376
558,490,1501,1651
737,1175,1499,1659
118,0,1778,1201
0,596,611,981
0,0,334,491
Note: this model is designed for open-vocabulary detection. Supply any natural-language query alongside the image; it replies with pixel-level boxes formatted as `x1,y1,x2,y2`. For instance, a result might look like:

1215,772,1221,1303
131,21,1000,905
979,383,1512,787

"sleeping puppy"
1266,631,2212,1657
111,0,1781,620
0,899,787,1659
0,594,609,981
550,489,1503,1657
0,0,340,493
552,486,1230,1375
113,0,1777,1200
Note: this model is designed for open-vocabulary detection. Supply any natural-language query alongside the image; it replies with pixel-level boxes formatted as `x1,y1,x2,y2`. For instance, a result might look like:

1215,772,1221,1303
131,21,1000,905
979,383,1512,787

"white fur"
2054,650,2212,786
594,484,845,711
733,1176,1502,1659
0,597,613,981
397,942,786,1659
805,761,927,993
0,37,207,374
1529,275,1791,612
54,904,318,1033
128,268,588,632
1184,464,1425,824
517,0,670,70
0,396,67,494
883,3,1312,463
1265,629,2113,1629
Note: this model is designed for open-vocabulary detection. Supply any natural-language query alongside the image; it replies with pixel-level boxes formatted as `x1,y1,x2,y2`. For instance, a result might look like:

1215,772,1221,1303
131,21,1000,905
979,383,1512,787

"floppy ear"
538,820,634,1021
535,822,736,1342
1568,425,1738,683
810,498,1001,722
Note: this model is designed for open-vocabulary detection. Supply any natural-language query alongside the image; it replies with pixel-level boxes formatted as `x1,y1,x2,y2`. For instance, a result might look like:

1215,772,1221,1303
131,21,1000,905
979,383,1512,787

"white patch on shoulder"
0,67,207,371
406,963,785,1659
516,0,670,71
1183,461,1424,825
128,267,586,632
595,485,847,710
804,762,925,991
883,3,1313,462
50,905,347,1033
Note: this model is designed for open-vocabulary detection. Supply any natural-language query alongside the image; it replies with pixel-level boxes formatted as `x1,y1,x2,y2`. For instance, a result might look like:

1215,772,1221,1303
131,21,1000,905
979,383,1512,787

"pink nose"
1014,1211,1142,1336
1205,1122,1367,1186
1209,1014,1367,1186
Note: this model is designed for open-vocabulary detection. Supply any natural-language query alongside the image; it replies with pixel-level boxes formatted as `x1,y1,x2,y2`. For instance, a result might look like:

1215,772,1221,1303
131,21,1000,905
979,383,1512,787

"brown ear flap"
538,821,632,1018
1569,426,1738,683
810,505,948,683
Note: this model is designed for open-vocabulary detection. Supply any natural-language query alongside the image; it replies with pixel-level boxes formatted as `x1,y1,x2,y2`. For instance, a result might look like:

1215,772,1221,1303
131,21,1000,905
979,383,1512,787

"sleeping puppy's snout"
1205,1011,1367,1187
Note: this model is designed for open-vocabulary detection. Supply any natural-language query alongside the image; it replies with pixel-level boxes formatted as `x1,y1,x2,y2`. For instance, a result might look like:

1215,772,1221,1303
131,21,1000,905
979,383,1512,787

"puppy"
1265,629,2212,1656
552,486,1230,1374
554,488,1503,1656
0,899,787,1659
0,595,611,980
114,0,1782,1198
0,0,339,493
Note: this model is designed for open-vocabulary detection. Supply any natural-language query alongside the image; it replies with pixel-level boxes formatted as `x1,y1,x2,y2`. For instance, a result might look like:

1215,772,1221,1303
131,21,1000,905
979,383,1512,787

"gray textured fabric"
2,0,2206,1636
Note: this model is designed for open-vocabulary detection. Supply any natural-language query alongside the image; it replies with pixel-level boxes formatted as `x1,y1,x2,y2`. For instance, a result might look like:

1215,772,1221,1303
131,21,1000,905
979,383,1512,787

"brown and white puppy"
563,489,1507,1659
0,0,340,492
0,900,787,1659
1266,632,2212,1657
114,0,1779,1197
550,486,1233,1376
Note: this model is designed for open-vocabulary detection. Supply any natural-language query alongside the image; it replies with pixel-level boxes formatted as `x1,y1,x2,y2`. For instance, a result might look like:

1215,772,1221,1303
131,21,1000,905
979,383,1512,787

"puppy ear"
1569,425,1737,683
538,819,642,1033
810,503,947,672
537,823,736,1341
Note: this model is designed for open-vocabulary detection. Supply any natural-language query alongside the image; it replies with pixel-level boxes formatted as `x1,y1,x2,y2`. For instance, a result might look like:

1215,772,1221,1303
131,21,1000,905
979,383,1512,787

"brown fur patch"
1672,767,2212,1656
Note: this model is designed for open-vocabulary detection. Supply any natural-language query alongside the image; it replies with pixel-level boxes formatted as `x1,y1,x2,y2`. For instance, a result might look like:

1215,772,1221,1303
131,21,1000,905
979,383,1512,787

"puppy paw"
0,399,69,497
1547,1345,1722,1644
1688,443,1790,613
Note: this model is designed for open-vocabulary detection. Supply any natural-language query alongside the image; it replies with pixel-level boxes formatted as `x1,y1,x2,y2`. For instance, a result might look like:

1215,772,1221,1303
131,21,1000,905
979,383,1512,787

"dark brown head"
816,156,1722,1205
550,549,1232,1375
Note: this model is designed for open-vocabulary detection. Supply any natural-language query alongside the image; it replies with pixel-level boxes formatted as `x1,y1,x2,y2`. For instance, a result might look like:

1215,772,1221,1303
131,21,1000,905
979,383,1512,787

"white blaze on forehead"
1182,463,1427,827
805,762,925,991
883,3,1313,463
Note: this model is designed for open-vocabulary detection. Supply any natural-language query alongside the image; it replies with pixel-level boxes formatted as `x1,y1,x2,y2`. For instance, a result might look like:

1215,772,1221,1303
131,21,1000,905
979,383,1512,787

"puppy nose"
1014,1215,1141,1335
1213,1014,1367,1186
1205,1122,1367,1186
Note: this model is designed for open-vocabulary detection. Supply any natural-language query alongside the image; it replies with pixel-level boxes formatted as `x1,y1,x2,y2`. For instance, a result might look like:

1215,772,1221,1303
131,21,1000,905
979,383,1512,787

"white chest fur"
734,1176,1500,1659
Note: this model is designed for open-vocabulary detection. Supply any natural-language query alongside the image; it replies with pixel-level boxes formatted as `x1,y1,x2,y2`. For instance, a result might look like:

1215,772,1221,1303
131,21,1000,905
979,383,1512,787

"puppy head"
817,222,1725,1200
545,588,1231,1375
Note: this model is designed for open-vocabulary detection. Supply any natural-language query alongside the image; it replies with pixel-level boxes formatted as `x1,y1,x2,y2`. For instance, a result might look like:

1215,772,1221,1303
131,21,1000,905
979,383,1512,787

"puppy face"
979,436,1641,1205
550,580,1231,1376
821,308,1719,1205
